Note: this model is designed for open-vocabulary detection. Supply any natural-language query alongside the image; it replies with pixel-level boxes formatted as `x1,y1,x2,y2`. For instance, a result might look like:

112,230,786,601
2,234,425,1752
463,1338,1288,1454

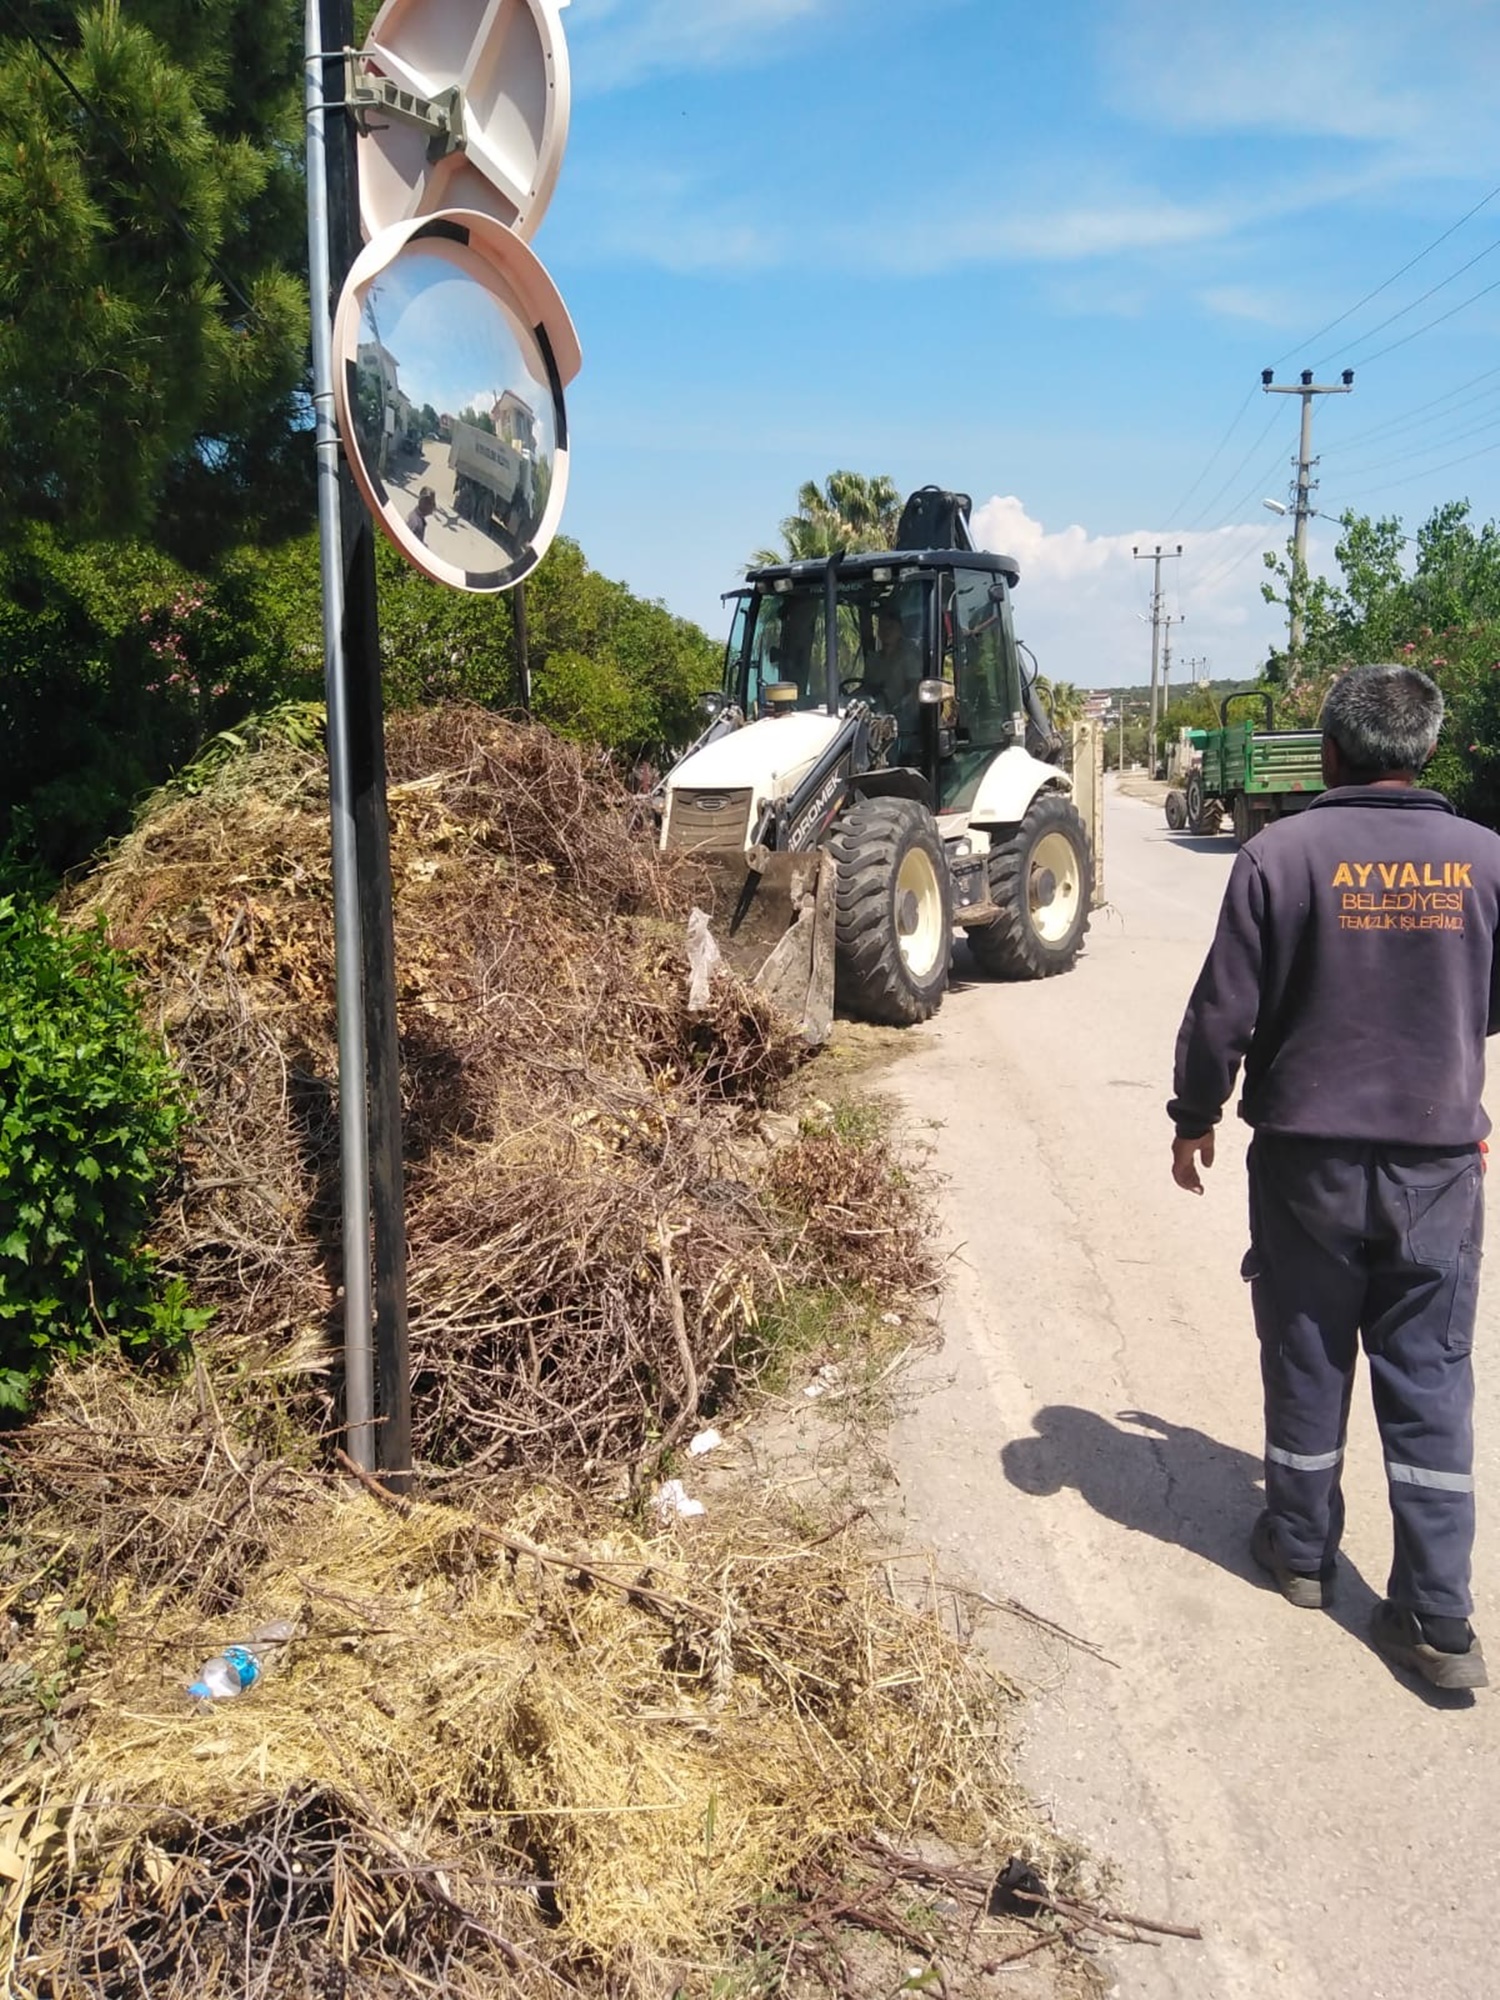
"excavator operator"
867,604,924,746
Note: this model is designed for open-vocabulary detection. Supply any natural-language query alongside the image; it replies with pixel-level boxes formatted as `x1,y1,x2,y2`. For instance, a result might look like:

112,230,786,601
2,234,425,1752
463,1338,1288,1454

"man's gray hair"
1320,663,1444,776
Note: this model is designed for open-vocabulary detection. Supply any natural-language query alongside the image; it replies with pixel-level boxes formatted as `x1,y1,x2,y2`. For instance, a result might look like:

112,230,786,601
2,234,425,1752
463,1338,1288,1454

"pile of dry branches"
0,708,1064,2000
68,706,928,1475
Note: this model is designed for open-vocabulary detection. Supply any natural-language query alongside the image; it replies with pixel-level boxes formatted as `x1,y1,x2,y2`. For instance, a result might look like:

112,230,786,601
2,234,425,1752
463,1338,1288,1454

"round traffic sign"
358,0,571,240
332,209,582,594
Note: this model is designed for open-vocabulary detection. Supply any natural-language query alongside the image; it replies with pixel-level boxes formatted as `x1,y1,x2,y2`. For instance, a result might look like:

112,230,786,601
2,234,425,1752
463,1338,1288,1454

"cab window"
952,569,1013,750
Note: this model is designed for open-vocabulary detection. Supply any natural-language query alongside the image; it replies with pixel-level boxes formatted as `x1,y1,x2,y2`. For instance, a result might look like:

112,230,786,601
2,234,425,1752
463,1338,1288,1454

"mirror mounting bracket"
344,53,466,161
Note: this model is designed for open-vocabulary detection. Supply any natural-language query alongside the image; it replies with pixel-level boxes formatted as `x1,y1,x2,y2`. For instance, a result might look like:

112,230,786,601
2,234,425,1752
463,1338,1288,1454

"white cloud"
1197,284,1299,329
558,149,1424,282
969,496,1288,687
568,0,839,91
557,160,781,272
886,195,1235,273
558,175,1240,277
1098,2,1500,162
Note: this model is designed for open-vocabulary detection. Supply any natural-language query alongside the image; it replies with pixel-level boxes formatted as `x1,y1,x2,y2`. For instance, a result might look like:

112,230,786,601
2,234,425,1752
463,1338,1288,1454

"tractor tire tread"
968,791,1091,982
828,797,952,1026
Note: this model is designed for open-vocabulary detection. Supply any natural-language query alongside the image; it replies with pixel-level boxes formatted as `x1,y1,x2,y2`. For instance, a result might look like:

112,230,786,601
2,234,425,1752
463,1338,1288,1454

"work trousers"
1245,1134,1483,1619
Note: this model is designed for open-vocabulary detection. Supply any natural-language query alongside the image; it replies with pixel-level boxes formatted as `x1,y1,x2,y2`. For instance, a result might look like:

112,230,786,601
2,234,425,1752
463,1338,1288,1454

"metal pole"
1133,544,1181,775
1162,616,1171,718
1162,614,1181,720
514,578,532,715
824,552,842,716
1291,389,1316,663
1262,371,1354,673
305,0,374,1473
315,0,413,1494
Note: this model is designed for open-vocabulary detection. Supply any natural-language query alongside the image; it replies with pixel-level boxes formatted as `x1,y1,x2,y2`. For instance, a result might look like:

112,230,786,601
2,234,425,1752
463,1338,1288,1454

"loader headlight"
949,837,973,858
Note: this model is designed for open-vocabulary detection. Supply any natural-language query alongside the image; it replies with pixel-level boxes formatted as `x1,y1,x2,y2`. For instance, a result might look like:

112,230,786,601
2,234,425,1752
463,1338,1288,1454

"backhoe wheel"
1199,800,1224,837
1164,789,1187,831
828,797,952,1025
968,791,1091,981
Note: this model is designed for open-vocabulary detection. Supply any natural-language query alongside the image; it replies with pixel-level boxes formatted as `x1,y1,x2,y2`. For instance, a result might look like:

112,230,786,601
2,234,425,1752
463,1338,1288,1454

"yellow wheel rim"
1029,830,1082,945
895,847,945,979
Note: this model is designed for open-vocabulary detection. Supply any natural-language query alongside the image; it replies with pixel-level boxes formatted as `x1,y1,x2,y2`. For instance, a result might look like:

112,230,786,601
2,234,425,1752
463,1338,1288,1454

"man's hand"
1172,1130,1215,1195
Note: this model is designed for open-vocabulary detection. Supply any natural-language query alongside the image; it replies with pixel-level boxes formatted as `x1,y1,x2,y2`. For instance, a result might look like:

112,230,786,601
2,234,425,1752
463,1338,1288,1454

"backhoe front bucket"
698,848,836,1044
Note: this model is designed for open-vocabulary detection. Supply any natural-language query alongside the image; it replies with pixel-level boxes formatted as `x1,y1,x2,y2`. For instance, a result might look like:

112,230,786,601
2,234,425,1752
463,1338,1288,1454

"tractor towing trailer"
1166,692,1324,845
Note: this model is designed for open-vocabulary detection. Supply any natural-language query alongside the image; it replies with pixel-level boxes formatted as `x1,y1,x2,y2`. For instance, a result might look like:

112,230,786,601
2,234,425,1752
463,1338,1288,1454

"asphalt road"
880,783,1500,2000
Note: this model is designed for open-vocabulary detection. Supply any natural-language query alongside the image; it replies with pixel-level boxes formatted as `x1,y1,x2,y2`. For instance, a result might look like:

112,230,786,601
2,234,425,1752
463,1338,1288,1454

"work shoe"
1250,1512,1334,1609
1370,1601,1488,1692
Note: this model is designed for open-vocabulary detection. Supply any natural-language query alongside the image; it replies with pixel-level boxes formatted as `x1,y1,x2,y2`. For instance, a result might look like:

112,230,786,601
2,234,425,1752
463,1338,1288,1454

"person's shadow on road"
1001,1406,1470,1706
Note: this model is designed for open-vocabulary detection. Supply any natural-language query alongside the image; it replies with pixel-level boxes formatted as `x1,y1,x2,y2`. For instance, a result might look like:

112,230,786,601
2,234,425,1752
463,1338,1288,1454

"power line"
1273,179,1500,366
1333,365,1500,450
1174,458,1293,604
1356,272,1500,367
1330,407,1500,480
1193,526,1280,598
1339,435,1500,502
0,0,262,326
1162,384,1258,530
1190,425,1299,550
1183,404,1286,532
1187,422,1313,598
1317,233,1500,369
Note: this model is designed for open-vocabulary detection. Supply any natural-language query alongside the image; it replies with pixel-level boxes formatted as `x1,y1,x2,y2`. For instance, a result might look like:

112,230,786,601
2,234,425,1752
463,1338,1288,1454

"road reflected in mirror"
346,240,558,584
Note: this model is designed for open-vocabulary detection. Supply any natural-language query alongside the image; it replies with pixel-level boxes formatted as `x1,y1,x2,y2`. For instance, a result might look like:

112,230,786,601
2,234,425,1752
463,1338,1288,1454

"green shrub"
0,894,199,1411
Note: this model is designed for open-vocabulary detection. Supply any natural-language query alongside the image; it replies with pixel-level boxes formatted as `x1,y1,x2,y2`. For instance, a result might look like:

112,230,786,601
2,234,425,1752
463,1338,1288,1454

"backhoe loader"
658,488,1097,1038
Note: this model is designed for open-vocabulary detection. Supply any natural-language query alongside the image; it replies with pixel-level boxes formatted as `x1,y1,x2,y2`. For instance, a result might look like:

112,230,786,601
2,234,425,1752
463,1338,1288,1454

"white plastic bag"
652,1479,707,1523
686,907,722,1013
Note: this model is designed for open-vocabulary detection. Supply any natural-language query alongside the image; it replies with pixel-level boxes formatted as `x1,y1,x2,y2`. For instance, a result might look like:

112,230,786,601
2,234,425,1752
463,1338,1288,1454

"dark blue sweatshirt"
1169,786,1500,1144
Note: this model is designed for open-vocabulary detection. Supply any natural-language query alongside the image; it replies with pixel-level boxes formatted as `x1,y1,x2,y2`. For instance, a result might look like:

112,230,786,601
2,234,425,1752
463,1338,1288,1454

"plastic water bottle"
187,1643,262,1701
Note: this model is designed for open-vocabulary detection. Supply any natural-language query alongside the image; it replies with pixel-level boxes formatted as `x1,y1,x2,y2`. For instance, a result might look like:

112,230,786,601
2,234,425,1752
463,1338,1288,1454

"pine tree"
0,3,307,549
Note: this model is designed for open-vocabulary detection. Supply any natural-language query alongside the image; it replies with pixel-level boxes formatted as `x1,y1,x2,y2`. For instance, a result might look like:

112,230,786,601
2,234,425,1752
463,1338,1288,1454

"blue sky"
534,0,1500,687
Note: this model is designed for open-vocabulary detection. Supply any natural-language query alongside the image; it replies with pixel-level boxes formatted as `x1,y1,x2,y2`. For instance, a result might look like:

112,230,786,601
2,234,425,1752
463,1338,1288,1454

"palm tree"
750,471,902,568
1036,678,1087,729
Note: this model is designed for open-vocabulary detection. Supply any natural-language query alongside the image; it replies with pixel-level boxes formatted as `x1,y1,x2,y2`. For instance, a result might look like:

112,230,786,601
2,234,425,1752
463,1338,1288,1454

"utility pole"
1262,367,1354,670
1132,542,1182,769
1160,612,1184,718
308,0,412,1491
513,579,532,716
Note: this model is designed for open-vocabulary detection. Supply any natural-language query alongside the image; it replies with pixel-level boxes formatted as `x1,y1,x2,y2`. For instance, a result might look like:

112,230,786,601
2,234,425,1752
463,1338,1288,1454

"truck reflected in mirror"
332,211,581,596
348,244,556,582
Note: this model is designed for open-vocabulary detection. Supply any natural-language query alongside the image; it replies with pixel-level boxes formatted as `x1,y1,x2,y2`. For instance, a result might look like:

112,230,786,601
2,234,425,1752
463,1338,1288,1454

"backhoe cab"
659,487,1096,1037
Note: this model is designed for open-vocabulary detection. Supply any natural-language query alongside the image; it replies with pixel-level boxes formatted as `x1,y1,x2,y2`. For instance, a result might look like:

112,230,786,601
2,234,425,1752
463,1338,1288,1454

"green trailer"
1168,693,1323,846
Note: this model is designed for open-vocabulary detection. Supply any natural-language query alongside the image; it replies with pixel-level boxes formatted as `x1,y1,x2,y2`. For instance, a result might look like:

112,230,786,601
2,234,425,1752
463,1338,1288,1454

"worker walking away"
1168,663,1500,1692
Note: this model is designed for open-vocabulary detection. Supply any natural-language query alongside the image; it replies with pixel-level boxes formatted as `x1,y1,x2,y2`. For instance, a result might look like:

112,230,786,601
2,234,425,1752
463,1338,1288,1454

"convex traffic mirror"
332,211,582,594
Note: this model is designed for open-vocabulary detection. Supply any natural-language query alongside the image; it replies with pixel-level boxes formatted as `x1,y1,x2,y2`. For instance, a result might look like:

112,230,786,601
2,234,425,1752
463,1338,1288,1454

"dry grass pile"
0,707,1052,2000
69,706,928,1474
0,1358,1065,1999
